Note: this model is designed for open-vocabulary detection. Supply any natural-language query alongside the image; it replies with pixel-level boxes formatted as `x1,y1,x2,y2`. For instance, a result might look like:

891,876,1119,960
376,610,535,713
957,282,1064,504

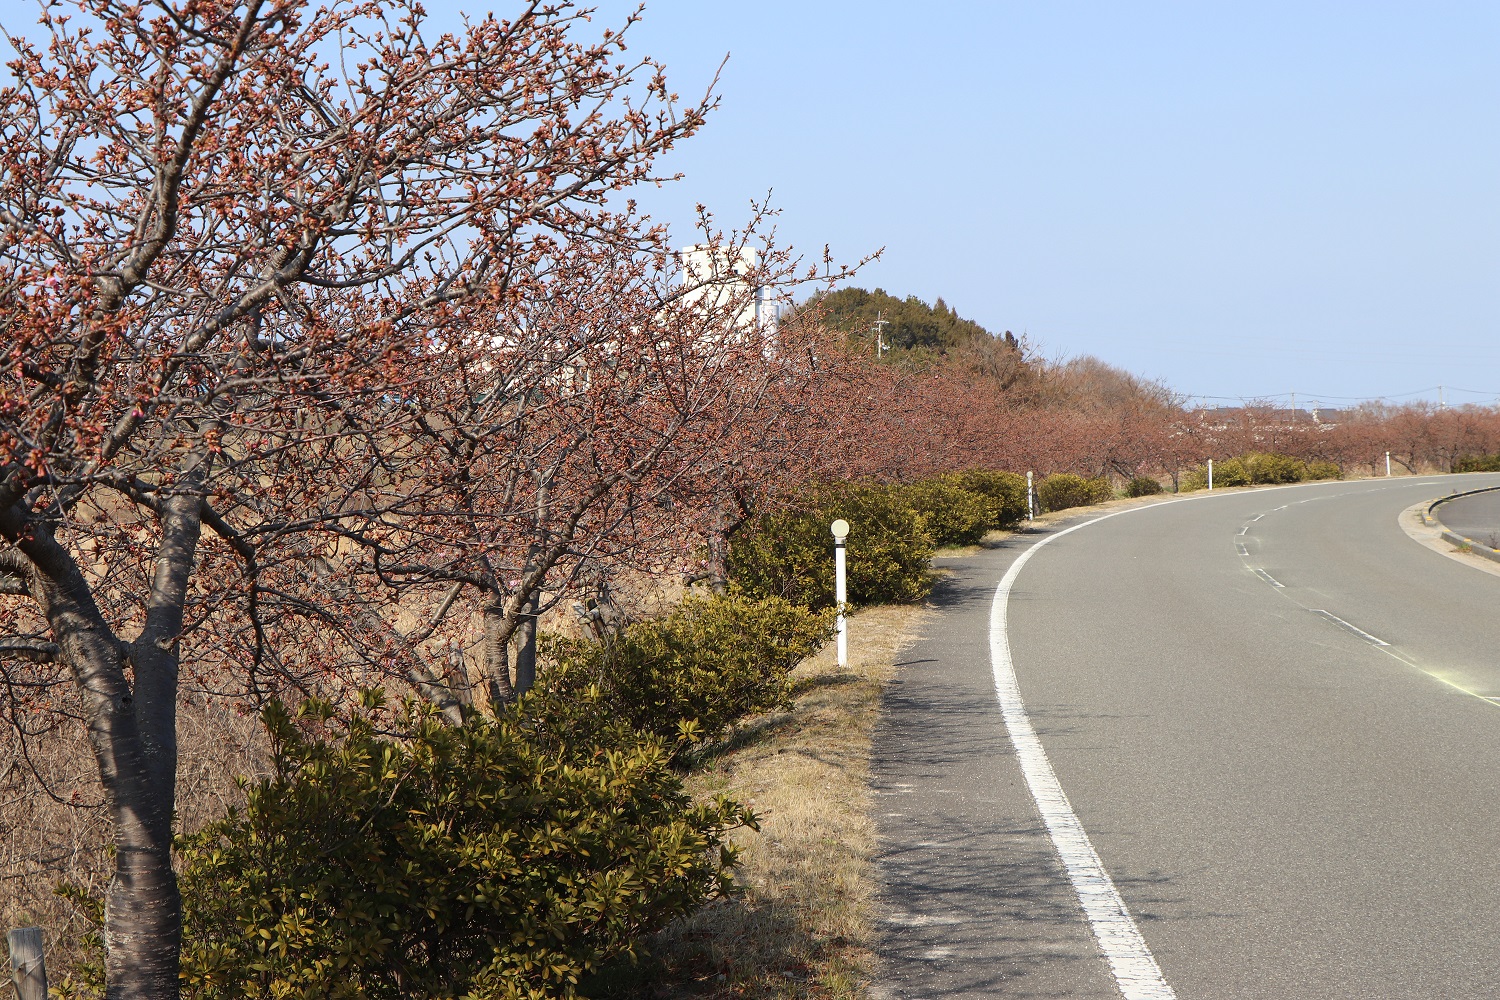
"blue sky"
481,1,1493,408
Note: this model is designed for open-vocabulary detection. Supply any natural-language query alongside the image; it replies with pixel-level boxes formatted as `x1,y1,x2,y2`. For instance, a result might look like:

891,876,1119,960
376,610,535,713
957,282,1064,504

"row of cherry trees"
818,357,1500,486
3,4,1495,996
0,2,873,995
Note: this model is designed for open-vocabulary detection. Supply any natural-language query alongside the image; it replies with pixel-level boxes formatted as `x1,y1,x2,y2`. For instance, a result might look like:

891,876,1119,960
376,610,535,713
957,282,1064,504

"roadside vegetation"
5,2,1500,998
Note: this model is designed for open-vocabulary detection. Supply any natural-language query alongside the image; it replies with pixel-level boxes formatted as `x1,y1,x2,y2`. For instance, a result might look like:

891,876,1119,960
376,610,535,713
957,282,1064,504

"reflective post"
831,518,850,668
1208,458,1214,491
1026,471,1035,520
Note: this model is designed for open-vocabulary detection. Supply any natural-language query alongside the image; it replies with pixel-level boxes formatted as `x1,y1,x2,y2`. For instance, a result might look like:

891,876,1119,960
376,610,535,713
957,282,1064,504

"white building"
678,244,779,337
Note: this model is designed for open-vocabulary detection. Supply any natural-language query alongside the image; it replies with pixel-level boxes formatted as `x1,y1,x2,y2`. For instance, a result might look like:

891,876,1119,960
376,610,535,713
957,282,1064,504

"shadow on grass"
680,710,801,770
584,893,855,999
681,672,870,770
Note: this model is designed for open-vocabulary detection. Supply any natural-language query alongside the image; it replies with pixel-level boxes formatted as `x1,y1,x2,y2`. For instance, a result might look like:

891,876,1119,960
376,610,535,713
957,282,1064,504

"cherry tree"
282,215,858,714
0,1,721,993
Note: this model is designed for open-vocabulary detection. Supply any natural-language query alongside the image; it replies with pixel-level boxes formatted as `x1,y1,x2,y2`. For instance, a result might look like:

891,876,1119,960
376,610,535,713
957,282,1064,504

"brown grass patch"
604,604,927,999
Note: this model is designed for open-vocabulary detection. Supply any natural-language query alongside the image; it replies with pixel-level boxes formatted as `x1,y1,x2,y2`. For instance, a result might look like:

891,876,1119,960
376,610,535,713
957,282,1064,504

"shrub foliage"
1455,453,1500,473
1036,473,1114,512
174,694,752,1000
1181,452,1344,490
729,483,934,609
541,592,832,749
941,469,1030,529
895,479,991,547
1124,475,1164,498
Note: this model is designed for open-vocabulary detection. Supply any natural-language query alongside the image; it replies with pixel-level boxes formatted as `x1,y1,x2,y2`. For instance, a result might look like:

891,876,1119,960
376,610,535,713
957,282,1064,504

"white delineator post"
1026,471,1035,520
1208,459,1214,491
1386,451,1392,476
831,518,850,669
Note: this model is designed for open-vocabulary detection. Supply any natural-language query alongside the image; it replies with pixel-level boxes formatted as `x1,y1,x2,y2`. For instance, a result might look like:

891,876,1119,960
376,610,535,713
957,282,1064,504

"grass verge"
589,603,927,999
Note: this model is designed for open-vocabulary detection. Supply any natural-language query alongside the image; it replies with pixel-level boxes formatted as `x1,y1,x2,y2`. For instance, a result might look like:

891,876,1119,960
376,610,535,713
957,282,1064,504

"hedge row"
1455,453,1500,473
727,468,1158,611
1180,452,1342,490
728,471,1030,611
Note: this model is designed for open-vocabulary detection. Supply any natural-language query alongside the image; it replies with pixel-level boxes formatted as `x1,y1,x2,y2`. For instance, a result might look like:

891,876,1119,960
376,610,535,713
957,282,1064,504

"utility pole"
1439,385,1446,409
871,311,890,359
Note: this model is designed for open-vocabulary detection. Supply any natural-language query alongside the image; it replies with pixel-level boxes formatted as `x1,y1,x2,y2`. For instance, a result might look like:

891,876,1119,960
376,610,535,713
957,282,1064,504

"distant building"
678,244,779,337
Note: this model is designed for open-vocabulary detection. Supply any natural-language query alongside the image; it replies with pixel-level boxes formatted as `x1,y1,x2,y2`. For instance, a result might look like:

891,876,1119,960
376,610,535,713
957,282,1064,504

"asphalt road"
872,473,1500,1000
1434,487,1500,548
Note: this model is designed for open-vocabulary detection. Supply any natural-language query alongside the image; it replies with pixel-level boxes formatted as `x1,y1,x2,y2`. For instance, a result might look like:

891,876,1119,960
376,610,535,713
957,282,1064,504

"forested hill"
796,287,1019,360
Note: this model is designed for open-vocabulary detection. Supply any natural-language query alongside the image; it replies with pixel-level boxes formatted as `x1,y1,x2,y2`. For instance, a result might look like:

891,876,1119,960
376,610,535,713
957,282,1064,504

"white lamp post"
831,518,850,668
1026,471,1034,520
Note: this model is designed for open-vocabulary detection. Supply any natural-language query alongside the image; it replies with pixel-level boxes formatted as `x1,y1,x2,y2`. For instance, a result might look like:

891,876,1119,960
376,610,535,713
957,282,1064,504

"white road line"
1253,568,1285,588
1247,514,1264,521
1236,542,1250,556
991,518,1177,1000
1310,610,1390,647
1237,526,1249,535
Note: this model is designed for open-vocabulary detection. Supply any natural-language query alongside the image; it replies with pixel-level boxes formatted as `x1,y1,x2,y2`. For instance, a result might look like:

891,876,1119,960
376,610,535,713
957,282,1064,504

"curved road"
1436,488,1500,549
873,473,1500,1000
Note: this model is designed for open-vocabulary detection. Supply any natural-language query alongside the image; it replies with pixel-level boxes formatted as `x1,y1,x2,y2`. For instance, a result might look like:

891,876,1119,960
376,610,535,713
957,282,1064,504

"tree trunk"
513,590,540,696
703,513,731,596
482,595,515,708
2,477,208,1000
7,525,182,1000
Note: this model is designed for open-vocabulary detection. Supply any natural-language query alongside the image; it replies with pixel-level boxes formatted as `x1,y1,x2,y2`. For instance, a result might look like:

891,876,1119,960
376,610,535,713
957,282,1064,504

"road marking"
1310,610,1390,646
1236,542,1250,556
991,518,1177,1000
1237,526,1249,535
1247,514,1263,521
1253,568,1285,588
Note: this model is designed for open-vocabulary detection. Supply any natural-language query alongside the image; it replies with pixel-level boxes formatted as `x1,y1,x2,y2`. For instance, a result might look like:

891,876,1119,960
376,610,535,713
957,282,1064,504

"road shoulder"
869,526,1119,1000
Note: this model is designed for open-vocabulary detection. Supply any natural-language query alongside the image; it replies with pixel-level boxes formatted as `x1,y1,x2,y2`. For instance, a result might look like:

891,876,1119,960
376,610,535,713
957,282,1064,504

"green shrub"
729,482,933,610
1306,459,1343,480
1214,457,1250,487
1244,452,1307,484
1036,473,1113,512
1180,458,1248,490
896,479,991,546
1124,475,1164,498
541,592,832,749
1455,453,1500,473
174,693,751,1000
940,469,1029,529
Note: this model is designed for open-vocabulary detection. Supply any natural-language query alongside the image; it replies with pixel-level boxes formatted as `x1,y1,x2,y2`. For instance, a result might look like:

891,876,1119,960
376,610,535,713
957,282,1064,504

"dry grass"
610,603,928,1000
0,694,268,977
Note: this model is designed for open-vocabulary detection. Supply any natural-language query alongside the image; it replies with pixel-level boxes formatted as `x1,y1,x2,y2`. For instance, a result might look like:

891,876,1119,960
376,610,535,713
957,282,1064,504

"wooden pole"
6,927,47,1000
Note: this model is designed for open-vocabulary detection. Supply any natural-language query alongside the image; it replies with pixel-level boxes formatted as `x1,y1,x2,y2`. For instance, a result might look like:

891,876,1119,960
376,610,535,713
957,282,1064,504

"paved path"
872,473,1500,999
1434,485,1500,547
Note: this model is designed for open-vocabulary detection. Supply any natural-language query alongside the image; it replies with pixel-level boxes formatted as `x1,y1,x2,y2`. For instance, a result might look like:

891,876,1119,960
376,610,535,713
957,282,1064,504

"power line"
1189,385,1500,405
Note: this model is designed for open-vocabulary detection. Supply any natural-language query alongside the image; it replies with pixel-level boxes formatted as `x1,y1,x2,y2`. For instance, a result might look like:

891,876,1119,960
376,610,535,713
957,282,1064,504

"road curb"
1424,485,1500,565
